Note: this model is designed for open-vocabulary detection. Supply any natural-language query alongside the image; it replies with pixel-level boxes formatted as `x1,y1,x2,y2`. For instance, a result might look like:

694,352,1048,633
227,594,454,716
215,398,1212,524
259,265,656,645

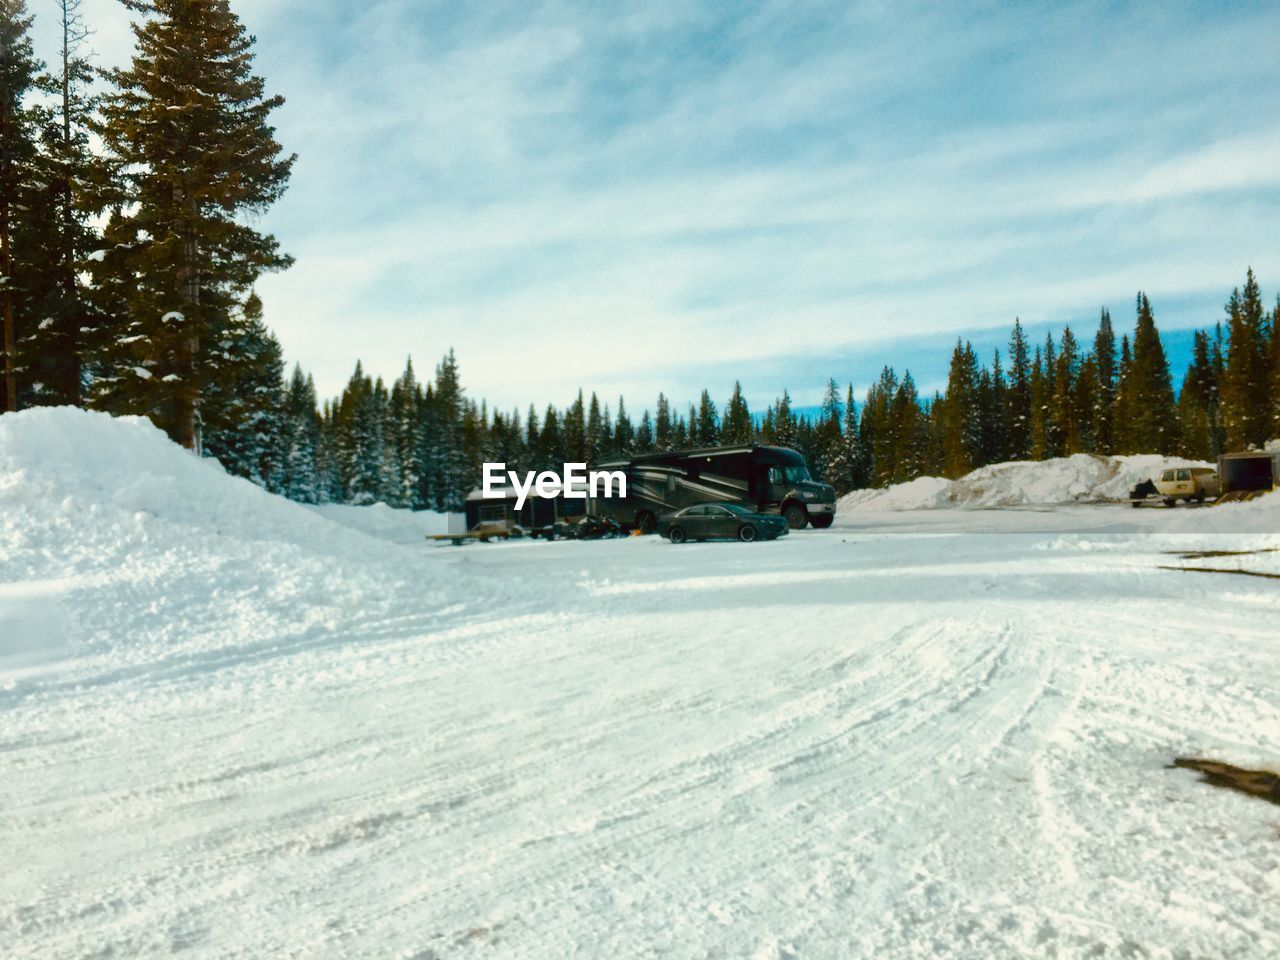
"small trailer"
426,483,585,543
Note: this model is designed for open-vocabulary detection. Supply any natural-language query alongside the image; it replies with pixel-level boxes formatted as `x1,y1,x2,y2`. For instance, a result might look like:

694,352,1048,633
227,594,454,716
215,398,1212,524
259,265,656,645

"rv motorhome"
589,444,836,532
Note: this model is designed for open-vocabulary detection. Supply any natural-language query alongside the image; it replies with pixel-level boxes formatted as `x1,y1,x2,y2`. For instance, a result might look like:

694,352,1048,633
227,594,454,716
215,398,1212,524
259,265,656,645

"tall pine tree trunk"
59,2,80,404
1,86,15,413
175,182,200,450
1,206,14,413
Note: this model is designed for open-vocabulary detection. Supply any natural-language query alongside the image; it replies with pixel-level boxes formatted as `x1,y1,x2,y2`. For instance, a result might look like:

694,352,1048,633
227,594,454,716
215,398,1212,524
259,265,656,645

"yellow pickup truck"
1154,467,1219,505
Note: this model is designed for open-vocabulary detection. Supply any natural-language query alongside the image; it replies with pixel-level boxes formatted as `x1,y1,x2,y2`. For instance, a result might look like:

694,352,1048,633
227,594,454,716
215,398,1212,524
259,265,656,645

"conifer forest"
3,1,1279,512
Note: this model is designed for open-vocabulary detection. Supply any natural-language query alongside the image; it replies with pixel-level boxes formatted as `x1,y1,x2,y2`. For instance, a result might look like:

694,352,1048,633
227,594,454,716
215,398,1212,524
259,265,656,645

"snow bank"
0,408,448,671
309,502,450,544
841,453,1212,511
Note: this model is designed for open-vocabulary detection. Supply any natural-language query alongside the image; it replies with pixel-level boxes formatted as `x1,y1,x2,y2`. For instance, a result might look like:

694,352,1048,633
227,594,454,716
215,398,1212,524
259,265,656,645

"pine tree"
635,409,654,452
1220,269,1270,449
1271,297,1280,439
281,364,320,502
199,292,285,489
17,0,103,406
815,378,844,486
613,396,634,457
585,391,603,462
1125,293,1177,454
1113,335,1133,453
891,372,927,482
1006,318,1032,460
695,389,719,445
843,384,867,489
1,0,42,411
772,390,796,448
654,392,672,451
1092,308,1117,453
388,358,422,507
93,0,294,448
1178,332,1219,460
722,381,752,444
1029,346,1048,458
1052,326,1080,454
942,340,979,477
535,402,562,467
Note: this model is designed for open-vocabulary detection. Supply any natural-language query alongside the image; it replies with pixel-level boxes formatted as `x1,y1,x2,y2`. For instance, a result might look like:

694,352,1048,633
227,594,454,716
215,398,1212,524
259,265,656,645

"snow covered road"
2,412,1279,958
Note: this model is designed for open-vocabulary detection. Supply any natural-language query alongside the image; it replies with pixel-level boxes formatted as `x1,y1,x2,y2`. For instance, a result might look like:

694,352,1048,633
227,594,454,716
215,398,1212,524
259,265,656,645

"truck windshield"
780,465,810,483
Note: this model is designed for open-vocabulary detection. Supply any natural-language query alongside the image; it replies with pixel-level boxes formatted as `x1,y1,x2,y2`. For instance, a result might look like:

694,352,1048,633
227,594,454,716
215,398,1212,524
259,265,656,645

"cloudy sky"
31,0,1280,412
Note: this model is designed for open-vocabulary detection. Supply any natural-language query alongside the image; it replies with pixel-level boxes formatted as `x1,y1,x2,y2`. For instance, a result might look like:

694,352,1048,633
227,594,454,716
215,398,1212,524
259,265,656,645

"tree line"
267,272,1278,511
3,4,1279,512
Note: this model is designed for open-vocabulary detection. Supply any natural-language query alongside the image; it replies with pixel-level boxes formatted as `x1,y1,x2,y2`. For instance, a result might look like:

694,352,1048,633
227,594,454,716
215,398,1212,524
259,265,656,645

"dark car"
657,503,790,543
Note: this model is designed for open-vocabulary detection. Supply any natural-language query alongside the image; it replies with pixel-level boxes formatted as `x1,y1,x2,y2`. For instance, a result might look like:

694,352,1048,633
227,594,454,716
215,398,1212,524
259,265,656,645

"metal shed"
1216,451,1280,495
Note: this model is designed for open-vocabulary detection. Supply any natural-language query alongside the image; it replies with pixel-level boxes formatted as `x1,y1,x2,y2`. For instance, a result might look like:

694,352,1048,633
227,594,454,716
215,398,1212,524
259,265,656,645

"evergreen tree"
1052,326,1080,454
613,396,634,457
771,390,796,448
1221,269,1270,449
722,381,752,444
1124,293,1177,454
941,340,979,477
1029,346,1048,458
17,0,103,406
1092,308,1117,453
695,389,719,445
388,358,422,507
432,350,467,509
843,384,867,490
200,292,285,489
539,404,564,467
891,372,927,482
0,0,42,411
281,364,320,502
635,409,654,452
585,391,603,462
1006,318,1032,460
93,0,294,448
654,392,672,451
1113,335,1133,453
815,378,844,486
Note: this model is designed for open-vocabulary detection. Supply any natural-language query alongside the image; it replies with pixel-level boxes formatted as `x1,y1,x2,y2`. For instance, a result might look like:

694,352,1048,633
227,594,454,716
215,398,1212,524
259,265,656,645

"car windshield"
720,503,752,516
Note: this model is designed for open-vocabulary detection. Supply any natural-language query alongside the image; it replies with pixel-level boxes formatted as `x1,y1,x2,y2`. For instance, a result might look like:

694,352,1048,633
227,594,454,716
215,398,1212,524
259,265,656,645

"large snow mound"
309,502,450,544
842,453,1212,511
0,408,449,672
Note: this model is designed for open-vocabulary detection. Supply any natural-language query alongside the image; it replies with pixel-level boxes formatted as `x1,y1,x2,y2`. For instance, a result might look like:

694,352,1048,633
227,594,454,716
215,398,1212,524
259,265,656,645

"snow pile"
309,502,450,544
841,453,1211,511
0,407,448,672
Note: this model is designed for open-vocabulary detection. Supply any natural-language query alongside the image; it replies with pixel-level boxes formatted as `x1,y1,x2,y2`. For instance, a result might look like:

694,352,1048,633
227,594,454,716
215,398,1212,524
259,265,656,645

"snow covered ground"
3,410,1279,959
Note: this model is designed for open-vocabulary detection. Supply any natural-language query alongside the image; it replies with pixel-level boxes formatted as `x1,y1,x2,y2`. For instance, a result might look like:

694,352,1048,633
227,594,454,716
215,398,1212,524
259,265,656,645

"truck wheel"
635,511,656,535
782,503,808,529
738,524,758,542
669,527,686,544
810,514,834,529
1163,498,1176,508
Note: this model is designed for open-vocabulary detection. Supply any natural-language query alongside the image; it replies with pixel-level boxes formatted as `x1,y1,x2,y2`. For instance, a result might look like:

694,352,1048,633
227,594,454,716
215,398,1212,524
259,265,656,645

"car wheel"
810,514,834,529
782,503,808,529
669,526,686,544
635,511,656,535
738,524,758,542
